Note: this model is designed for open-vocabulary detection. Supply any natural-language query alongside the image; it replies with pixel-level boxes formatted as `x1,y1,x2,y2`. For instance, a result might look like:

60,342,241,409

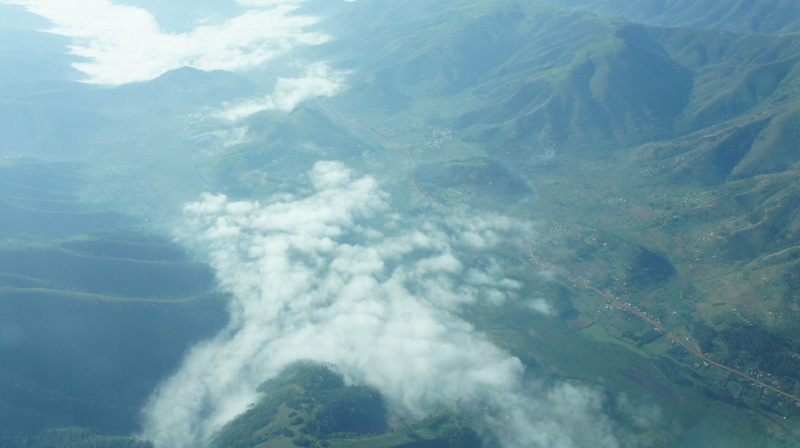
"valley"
308,104,800,445
4,0,800,446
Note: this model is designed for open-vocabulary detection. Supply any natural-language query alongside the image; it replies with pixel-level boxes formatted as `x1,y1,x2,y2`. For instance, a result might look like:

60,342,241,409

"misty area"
1,1,800,447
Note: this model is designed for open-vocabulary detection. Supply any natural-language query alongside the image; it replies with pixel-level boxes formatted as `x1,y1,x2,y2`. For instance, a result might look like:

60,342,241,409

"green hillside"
545,0,800,34
0,161,227,446
212,364,485,448
313,0,695,150
295,0,800,444
198,1,800,442
5,0,800,446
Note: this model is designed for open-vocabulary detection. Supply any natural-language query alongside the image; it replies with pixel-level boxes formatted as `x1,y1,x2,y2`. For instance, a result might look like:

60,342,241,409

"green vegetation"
6,0,800,445
0,427,152,448
414,157,529,205
0,162,133,239
305,1,800,444
544,0,800,34
0,161,229,441
211,364,481,448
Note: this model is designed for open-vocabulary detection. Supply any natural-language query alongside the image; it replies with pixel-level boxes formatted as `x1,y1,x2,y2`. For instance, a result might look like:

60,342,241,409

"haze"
1,1,799,447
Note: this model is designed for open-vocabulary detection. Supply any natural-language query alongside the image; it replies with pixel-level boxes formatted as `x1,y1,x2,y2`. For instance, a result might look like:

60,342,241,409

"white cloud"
616,393,663,430
526,297,556,316
140,161,619,448
191,126,250,150
216,63,347,121
537,269,557,281
4,0,329,84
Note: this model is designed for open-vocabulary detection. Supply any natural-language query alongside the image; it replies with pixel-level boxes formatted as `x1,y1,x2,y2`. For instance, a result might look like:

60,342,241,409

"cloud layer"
4,0,329,84
216,62,346,121
140,161,619,448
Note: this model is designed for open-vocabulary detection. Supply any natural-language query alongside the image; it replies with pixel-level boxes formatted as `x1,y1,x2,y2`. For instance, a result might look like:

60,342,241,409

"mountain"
307,0,800,239
307,0,800,176
299,0,800,443
188,1,800,444
312,0,695,150
5,0,800,446
544,0,800,34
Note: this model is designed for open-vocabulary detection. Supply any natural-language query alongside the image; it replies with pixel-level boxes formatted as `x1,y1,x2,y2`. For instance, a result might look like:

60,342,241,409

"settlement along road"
316,101,800,407
515,241,800,406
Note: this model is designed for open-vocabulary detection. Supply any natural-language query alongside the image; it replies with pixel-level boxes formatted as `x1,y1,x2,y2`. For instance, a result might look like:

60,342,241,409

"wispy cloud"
3,0,329,84
526,297,556,316
216,63,347,121
190,126,251,151
141,161,619,448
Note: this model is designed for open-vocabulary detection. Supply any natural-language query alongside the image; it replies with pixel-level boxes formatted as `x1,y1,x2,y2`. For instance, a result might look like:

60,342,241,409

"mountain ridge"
4,0,800,446
544,0,800,34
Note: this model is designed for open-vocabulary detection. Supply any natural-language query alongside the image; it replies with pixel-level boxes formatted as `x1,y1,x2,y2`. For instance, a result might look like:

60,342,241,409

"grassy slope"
212,364,482,448
544,0,800,34
317,0,694,151
0,161,228,446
